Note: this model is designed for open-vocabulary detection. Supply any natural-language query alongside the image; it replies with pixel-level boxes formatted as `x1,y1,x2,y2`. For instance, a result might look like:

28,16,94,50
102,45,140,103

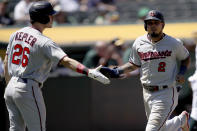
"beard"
150,32,160,38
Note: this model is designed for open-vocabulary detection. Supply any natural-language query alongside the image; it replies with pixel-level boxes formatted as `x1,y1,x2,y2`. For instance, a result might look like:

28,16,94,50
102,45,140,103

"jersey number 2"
158,62,166,72
12,44,30,67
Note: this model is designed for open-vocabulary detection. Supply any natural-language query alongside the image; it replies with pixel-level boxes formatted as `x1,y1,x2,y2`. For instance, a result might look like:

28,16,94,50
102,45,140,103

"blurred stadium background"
0,0,196,131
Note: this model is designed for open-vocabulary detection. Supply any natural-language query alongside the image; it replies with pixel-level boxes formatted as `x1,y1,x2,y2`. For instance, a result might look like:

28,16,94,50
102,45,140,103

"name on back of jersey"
15,32,37,47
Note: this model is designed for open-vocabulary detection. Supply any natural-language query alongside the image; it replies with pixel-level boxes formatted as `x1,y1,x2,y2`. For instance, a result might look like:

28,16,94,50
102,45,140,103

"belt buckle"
143,84,168,92
158,86,163,90
143,84,159,92
158,85,168,91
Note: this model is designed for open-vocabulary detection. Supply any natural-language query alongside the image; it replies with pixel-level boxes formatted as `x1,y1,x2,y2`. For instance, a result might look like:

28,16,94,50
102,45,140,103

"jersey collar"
147,33,166,44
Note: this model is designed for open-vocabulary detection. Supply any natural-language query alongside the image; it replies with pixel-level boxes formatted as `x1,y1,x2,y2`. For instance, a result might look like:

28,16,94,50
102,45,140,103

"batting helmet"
29,1,56,24
144,10,165,31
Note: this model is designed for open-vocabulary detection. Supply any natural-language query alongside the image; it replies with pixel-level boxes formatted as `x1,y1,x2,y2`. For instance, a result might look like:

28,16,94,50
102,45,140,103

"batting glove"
100,67,123,78
88,65,110,84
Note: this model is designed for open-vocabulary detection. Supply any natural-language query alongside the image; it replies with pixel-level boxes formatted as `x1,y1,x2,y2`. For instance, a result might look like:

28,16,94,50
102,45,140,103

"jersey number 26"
12,44,30,67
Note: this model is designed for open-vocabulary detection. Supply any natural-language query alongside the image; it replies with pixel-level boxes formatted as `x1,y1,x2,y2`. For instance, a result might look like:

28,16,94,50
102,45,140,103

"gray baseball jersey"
6,26,66,83
129,34,189,130
5,26,67,131
188,44,197,121
129,34,189,86
188,73,197,121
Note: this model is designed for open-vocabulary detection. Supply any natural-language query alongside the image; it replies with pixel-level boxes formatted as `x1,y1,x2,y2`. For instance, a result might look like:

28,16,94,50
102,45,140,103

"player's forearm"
60,57,110,84
178,56,190,75
60,56,89,75
99,62,139,78
4,55,11,84
119,62,139,74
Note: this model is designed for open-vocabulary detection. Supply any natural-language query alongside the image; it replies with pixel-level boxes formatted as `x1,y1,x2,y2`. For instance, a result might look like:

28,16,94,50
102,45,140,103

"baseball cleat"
180,111,189,131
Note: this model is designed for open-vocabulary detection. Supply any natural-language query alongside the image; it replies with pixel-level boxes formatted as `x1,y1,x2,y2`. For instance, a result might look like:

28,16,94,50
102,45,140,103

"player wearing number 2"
3,1,109,131
100,10,190,131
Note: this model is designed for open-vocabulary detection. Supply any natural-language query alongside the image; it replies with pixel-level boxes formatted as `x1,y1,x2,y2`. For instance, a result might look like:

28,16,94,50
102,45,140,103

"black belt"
142,84,168,92
19,78,42,87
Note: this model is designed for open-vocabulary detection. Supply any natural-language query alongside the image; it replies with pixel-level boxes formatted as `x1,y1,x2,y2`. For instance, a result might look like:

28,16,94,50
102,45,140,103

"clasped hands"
88,65,122,84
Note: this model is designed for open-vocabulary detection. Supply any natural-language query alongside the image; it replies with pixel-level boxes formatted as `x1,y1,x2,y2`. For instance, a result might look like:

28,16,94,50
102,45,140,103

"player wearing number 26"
100,10,190,131
3,1,109,131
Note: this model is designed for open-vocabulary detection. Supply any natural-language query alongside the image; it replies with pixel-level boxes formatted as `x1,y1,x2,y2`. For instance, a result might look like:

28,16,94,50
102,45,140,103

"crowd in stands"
0,0,120,26
1,0,197,27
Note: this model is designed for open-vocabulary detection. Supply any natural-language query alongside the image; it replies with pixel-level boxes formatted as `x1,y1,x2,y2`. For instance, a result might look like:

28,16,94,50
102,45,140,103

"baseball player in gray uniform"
188,31,197,131
188,73,197,131
3,1,110,131
100,10,190,131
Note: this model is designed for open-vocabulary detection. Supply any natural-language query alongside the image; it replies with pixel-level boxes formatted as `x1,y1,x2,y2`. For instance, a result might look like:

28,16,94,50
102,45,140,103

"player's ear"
162,22,165,29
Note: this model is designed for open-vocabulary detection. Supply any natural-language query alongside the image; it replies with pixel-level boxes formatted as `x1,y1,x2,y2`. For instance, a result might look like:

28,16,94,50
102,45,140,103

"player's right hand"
100,67,120,78
88,65,110,84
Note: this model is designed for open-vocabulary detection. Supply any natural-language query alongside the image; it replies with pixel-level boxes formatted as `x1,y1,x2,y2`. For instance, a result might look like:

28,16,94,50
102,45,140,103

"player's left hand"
176,74,185,84
88,65,110,84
